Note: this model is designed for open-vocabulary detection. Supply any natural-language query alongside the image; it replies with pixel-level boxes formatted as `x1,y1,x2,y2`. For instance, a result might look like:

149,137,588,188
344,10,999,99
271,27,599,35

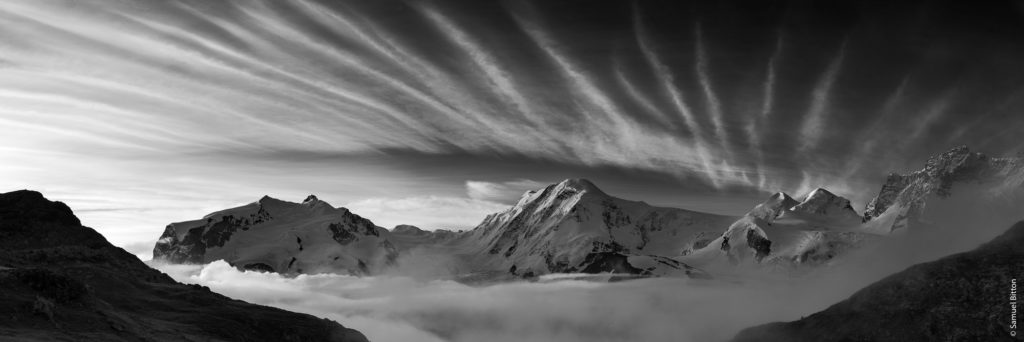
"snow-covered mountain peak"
771,191,794,201
800,188,834,201
790,187,859,218
155,195,397,275
555,178,606,196
463,178,736,277
509,178,609,211
746,191,799,222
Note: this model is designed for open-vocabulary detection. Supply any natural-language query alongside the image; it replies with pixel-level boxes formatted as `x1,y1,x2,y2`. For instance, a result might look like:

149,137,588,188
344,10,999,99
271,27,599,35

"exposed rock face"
747,192,799,222
790,188,861,222
862,146,1023,232
688,188,872,269
458,179,735,277
154,195,398,275
0,190,367,342
731,220,1024,342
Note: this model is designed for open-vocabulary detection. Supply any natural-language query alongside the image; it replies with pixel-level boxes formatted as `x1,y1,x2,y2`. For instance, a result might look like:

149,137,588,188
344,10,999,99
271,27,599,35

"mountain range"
3,145,1021,340
153,146,1023,280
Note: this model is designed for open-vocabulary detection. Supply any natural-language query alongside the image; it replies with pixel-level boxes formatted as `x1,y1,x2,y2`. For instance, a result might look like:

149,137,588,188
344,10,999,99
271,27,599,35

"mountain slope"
685,188,872,269
862,145,1023,233
0,190,367,342
454,179,735,277
154,195,398,275
731,220,1024,342
385,224,460,251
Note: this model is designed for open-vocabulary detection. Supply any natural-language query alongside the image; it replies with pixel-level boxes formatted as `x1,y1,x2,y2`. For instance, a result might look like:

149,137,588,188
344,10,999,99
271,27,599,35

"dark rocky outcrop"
0,190,367,342
731,220,1024,342
153,208,271,264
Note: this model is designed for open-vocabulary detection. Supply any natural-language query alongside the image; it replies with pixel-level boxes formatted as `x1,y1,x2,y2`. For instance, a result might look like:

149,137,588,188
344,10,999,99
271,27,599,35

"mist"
153,260,848,342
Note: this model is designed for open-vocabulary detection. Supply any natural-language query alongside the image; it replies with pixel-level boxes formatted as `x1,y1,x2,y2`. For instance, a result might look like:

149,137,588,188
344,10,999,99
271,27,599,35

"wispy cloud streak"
694,24,730,157
749,34,783,190
630,5,722,187
799,40,846,152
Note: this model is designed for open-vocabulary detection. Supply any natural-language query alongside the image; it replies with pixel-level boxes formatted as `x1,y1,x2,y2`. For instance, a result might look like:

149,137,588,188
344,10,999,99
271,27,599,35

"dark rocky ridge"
731,220,1024,342
0,190,368,342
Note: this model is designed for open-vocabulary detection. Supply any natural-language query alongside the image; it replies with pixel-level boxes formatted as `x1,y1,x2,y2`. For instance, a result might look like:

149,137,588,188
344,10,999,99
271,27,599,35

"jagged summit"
515,178,609,204
463,178,736,277
791,187,859,218
302,194,320,204
771,191,794,201
800,188,835,201
555,178,606,195
746,191,799,222
862,145,1022,232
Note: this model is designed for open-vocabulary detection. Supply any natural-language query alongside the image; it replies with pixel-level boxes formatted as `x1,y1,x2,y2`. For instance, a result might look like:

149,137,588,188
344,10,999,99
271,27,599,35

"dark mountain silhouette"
0,190,367,342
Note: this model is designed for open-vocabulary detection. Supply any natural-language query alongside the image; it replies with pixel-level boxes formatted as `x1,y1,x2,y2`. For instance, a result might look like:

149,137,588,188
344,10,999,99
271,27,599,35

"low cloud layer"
154,261,852,342
149,185,1024,342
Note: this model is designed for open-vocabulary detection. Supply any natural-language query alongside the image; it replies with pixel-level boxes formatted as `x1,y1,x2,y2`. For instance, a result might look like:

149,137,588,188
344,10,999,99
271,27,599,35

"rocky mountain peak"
553,178,608,198
790,188,859,218
746,191,799,222
257,195,279,205
770,192,795,202
510,178,609,210
922,145,982,176
862,146,1022,226
302,194,320,204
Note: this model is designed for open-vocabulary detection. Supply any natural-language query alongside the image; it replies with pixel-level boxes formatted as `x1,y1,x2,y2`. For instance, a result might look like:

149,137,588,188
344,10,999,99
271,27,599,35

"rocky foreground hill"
731,220,1024,342
0,190,367,341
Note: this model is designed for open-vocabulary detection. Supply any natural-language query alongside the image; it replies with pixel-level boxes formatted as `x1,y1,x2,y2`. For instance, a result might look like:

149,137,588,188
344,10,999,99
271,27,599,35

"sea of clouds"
149,184,1024,342
151,258,885,342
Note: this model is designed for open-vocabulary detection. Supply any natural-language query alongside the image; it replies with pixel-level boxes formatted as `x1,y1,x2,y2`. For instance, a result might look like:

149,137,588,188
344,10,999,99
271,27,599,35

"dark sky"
2,0,1023,245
